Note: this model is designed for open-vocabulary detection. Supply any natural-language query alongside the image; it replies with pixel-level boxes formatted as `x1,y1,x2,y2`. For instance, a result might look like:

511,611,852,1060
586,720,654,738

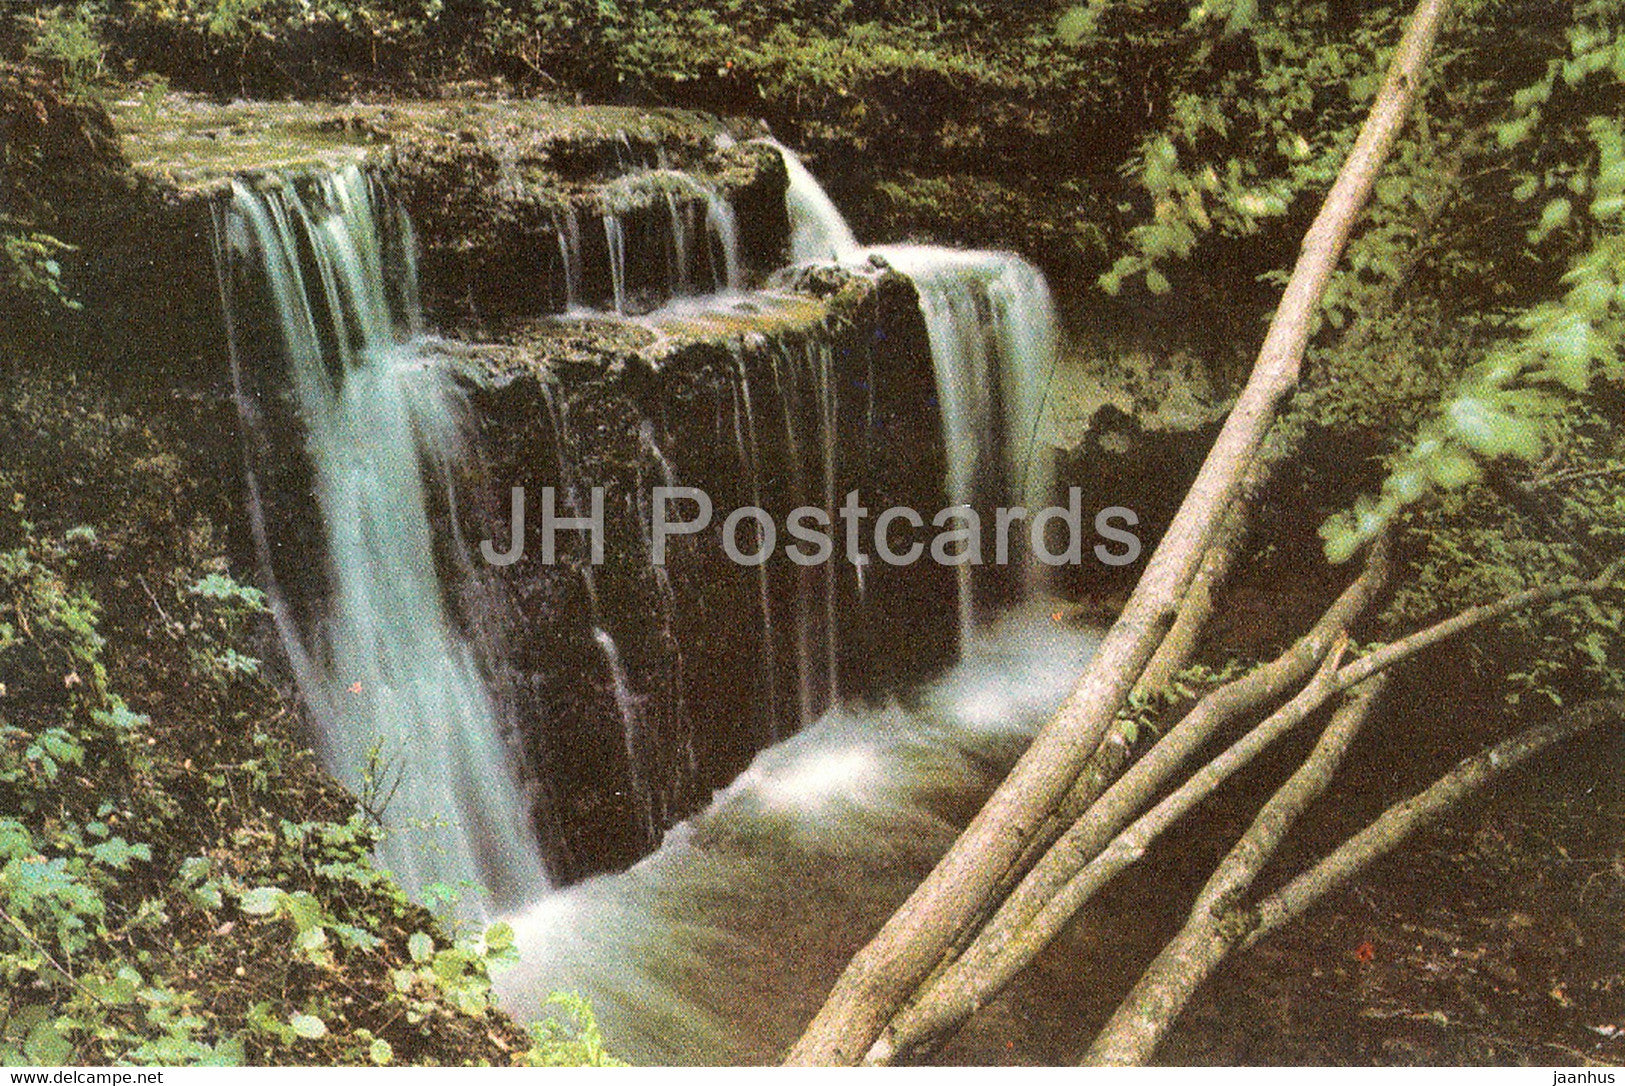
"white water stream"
216,167,549,916
493,602,1098,1063
215,145,1080,1059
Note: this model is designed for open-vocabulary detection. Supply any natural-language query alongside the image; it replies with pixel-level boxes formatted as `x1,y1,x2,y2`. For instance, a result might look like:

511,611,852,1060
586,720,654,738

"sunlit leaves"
1532,196,1572,242
1056,1,1107,45
237,886,283,915
287,1014,327,1041
1319,8,1625,563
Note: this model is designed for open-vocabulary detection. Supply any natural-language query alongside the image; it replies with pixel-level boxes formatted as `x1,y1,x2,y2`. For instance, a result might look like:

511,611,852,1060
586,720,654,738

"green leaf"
453,987,489,1016
330,923,383,951
485,922,515,951
283,891,322,933
1538,197,1572,238
202,1035,245,1067
88,836,151,870
24,1020,72,1065
0,819,35,860
1535,313,1599,391
239,887,284,916
369,1038,394,1066
408,931,434,963
1144,267,1171,294
1497,114,1537,148
432,947,470,983
288,1014,327,1041
1426,448,1481,490
1056,4,1098,43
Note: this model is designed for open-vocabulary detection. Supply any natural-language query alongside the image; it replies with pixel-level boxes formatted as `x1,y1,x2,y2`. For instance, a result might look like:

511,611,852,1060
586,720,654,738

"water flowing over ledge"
214,166,549,915
192,106,1079,1025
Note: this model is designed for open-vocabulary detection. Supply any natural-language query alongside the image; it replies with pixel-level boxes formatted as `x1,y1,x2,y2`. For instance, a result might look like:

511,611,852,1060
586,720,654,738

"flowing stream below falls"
495,601,1099,1064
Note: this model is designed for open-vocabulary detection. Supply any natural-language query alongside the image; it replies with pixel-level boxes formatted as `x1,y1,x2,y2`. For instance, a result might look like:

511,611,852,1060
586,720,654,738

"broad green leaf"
24,1020,72,1065
238,887,284,916
88,837,150,870
202,1035,246,1067
283,891,322,933
288,1014,327,1040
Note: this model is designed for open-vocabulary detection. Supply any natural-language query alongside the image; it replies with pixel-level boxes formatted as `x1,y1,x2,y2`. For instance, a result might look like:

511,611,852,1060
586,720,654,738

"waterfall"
728,345,782,743
209,137,1058,922
555,206,585,312
871,245,1060,637
763,142,1061,642
764,138,862,265
595,169,747,315
591,627,657,844
482,140,1091,1057
213,165,549,916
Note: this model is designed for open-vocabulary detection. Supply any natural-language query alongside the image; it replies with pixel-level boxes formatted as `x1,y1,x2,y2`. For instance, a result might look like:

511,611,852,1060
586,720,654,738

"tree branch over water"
786,0,1459,1064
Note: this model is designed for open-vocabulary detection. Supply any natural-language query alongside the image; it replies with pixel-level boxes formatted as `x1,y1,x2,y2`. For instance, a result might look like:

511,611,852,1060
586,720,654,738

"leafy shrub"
22,4,107,103
0,228,81,314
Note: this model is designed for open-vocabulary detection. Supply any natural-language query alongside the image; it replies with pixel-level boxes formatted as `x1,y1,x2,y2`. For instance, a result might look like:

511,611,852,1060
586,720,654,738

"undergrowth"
0,364,618,1066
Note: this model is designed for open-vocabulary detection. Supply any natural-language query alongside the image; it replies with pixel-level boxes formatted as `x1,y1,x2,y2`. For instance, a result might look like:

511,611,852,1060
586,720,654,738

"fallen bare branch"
871,538,1389,1062
787,0,1456,1060
1241,696,1625,950
1083,677,1388,1066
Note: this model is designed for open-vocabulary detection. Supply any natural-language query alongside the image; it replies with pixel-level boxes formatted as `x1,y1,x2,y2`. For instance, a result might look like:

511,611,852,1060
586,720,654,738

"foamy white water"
216,167,549,916
493,602,1099,1064
761,143,1063,645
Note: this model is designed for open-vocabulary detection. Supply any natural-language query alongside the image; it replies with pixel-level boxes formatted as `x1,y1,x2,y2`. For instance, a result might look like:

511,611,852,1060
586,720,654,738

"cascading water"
489,142,1085,1062
494,603,1100,1064
211,135,1081,1061
555,206,587,312
768,138,861,265
595,169,747,315
213,165,548,916
765,141,1062,643
870,245,1061,643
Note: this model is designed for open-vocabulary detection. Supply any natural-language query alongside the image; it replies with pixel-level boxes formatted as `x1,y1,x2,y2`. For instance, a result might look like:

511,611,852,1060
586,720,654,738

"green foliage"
0,228,81,314
1378,404,1625,706
184,572,268,686
1321,7,1625,563
23,4,108,103
520,992,625,1067
131,0,445,42
0,512,621,1063
121,0,451,91
0,382,609,1066
1097,2,1399,297
0,508,240,1066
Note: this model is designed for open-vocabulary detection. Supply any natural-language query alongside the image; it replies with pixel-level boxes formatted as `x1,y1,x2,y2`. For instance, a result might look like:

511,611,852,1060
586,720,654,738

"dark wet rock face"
382,106,790,324
456,275,953,879
109,97,790,332
101,95,946,880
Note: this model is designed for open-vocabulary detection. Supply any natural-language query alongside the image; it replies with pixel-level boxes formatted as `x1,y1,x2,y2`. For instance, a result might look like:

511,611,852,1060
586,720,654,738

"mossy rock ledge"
95,94,790,371
90,95,953,878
